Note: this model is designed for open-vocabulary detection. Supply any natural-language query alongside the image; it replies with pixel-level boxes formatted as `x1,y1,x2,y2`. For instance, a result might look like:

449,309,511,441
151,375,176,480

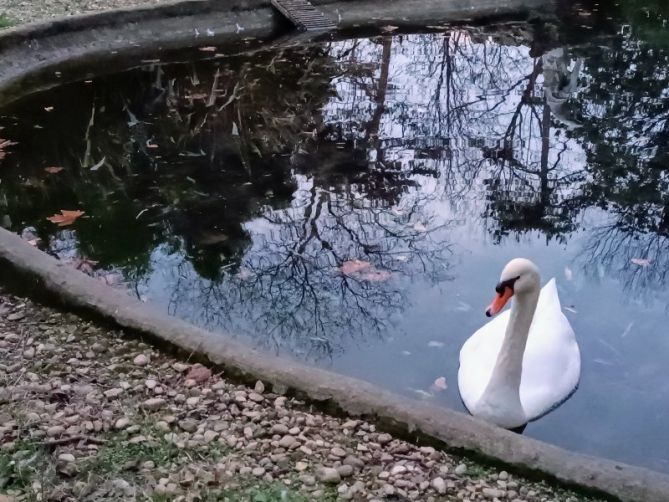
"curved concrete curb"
0,0,550,105
1,230,669,501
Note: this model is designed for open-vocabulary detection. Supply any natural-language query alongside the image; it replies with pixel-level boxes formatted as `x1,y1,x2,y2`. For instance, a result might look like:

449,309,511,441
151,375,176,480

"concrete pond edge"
0,0,551,106
1,230,669,502
0,0,668,500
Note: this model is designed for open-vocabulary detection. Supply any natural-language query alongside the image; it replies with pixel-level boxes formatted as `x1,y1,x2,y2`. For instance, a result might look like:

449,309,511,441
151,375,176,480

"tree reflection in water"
0,1,668,358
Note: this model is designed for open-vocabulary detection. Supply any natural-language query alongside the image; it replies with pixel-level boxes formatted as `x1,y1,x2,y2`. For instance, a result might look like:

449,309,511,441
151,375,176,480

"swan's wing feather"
520,282,581,420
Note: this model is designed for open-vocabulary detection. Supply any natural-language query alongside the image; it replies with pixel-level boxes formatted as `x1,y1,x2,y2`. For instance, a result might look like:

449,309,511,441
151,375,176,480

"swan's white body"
458,273,581,429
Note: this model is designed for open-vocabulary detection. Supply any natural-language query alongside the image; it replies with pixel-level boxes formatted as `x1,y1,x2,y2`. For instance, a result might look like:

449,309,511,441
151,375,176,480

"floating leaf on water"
70,257,98,275
621,322,634,338
340,259,392,282
46,209,85,227
409,388,433,399
44,166,64,174
455,301,472,312
430,377,448,392
89,157,106,171
341,259,372,275
427,340,445,348
237,268,254,280
564,266,573,281
359,269,392,282
631,258,651,267
0,138,17,160
135,208,149,220
198,232,229,245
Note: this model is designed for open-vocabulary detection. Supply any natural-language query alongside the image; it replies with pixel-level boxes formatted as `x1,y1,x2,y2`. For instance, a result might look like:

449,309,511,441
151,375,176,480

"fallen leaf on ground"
44,166,64,174
631,258,651,267
46,210,85,227
430,377,448,392
186,363,212,383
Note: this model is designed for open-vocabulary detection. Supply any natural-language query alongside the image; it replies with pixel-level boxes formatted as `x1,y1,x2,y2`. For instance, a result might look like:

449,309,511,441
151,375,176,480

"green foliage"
0,15,13,28
0,440,51,491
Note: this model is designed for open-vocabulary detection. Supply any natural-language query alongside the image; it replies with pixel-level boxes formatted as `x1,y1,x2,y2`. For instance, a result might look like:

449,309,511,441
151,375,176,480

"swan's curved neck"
480,287,540,413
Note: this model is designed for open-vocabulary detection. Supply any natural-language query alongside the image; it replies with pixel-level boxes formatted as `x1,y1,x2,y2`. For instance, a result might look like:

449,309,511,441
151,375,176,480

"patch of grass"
0,439,52,491
218,481,312,502
86,439,182,475
0,15,13,29
84,425,231,477
462,461,493,478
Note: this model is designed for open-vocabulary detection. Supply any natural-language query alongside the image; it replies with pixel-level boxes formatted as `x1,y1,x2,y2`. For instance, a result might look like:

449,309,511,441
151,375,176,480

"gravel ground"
0,291,597,502
0,1,597,500
0,0,172,25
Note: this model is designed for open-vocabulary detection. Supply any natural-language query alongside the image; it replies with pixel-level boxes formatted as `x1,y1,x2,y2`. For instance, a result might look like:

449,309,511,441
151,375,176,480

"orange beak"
486,287,513,317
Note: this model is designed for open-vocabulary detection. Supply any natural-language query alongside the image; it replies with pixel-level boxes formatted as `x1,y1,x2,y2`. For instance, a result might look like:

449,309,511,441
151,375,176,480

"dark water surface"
1,1,668,472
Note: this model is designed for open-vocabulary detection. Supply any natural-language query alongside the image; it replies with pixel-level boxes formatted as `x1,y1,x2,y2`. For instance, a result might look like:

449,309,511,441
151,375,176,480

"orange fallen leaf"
631,258,651,267
46,209,85,227
44,166,64,174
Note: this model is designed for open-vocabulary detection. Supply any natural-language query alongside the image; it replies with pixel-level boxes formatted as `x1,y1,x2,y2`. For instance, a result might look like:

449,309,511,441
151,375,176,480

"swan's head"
485,258,540,317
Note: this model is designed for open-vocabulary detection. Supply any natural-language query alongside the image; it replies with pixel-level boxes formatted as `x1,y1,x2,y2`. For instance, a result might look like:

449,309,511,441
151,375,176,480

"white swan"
457,258,581,429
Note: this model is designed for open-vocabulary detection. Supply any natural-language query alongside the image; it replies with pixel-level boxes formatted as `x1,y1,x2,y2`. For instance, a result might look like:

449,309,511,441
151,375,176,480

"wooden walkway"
270,0,336,31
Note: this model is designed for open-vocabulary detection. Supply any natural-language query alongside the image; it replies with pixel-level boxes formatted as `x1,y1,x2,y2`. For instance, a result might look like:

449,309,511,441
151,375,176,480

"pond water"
1,1,668,472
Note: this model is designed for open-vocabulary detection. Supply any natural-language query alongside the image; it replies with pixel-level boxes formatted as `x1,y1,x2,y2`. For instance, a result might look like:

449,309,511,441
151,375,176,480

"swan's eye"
495,275,521,294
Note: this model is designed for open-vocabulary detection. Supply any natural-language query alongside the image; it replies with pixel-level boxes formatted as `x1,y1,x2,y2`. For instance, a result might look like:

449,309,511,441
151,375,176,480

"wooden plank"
270,0,336,31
